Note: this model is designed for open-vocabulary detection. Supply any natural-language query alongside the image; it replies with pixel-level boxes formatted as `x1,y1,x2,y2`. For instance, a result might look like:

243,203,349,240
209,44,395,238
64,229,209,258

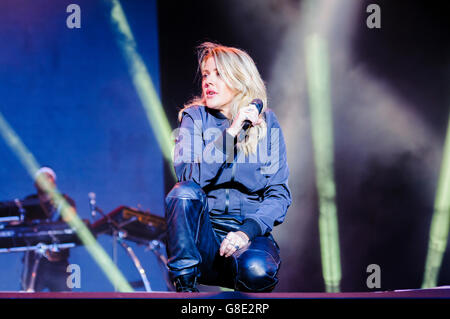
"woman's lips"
206,89,217,97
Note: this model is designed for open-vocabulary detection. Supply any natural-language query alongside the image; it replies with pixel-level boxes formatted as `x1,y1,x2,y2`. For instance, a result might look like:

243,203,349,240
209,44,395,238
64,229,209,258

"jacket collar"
205,107,231,126
206,107,227,119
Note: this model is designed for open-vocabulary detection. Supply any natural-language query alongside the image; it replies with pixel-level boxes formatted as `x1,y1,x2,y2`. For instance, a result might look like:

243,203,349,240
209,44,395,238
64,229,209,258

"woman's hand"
219,231,250,257
227,104,263,137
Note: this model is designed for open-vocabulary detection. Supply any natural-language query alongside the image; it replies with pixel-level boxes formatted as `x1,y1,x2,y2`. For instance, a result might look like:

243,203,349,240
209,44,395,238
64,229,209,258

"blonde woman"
165,42,291,292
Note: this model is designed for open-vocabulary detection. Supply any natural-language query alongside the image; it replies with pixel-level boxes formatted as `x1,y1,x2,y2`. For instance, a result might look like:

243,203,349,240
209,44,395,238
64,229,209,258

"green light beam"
0,112,133,292
422,113,450,288
106,0,176,181
305,34,342,293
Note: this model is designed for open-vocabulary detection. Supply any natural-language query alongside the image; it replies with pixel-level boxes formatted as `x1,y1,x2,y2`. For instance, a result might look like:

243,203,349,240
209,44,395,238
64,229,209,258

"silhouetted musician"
19,167,77,292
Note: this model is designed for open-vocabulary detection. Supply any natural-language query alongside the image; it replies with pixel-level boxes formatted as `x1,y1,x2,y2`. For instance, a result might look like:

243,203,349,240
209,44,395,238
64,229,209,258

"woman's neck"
220,105,233,120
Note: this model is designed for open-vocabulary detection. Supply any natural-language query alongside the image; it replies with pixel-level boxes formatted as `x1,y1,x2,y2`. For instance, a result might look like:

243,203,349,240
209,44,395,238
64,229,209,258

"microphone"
242,99,263,131
88,192,97,217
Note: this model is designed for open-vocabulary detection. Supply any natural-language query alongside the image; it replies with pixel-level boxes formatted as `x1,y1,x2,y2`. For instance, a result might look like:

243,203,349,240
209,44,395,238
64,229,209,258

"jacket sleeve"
173,107,237,185
240,111,292,237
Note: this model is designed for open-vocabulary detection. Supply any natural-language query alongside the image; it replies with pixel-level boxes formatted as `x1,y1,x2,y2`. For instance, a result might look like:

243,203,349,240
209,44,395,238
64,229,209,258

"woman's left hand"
219,231,250,257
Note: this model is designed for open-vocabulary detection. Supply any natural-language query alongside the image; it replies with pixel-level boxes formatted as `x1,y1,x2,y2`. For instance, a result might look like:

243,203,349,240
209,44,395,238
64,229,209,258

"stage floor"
0,287,449,299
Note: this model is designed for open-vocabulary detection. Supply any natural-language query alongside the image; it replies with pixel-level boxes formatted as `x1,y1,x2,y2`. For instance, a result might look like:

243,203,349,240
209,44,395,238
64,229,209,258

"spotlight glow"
422,114,450,288
107,0,176,181
305,33,342,293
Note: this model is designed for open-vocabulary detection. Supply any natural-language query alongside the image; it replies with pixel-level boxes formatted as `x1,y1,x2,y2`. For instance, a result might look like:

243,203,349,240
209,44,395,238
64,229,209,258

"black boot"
174,273,199,292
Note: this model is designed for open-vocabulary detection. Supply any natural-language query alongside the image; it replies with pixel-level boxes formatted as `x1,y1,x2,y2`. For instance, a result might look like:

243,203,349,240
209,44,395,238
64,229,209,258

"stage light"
0,112,134,293
106,0,176,181
305,32,342,293
422,113,450,288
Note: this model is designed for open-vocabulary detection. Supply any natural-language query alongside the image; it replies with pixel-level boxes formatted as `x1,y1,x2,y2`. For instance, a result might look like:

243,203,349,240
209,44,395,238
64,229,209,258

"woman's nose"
204,75,215,86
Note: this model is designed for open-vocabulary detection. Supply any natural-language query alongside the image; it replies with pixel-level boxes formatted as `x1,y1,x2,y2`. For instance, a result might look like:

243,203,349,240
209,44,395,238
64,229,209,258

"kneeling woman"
165,42,292,292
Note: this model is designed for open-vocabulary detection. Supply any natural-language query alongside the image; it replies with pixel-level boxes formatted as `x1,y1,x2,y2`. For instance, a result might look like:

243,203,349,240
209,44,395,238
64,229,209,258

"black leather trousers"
165,181,281,292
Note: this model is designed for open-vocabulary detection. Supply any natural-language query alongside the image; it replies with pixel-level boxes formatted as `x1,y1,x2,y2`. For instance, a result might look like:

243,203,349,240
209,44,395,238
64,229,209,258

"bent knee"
166,181,206,202
234,250,280,292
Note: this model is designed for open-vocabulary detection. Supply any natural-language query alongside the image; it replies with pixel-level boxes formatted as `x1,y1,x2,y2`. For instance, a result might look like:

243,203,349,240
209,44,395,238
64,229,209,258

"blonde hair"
179,42,267,157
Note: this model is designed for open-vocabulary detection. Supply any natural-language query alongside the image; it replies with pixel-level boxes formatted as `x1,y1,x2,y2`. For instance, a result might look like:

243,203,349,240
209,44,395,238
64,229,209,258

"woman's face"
202,56,236,118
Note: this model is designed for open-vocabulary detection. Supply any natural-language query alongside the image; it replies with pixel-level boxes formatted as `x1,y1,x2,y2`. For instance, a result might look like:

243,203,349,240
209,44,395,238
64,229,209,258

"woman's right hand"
227,104,263,137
